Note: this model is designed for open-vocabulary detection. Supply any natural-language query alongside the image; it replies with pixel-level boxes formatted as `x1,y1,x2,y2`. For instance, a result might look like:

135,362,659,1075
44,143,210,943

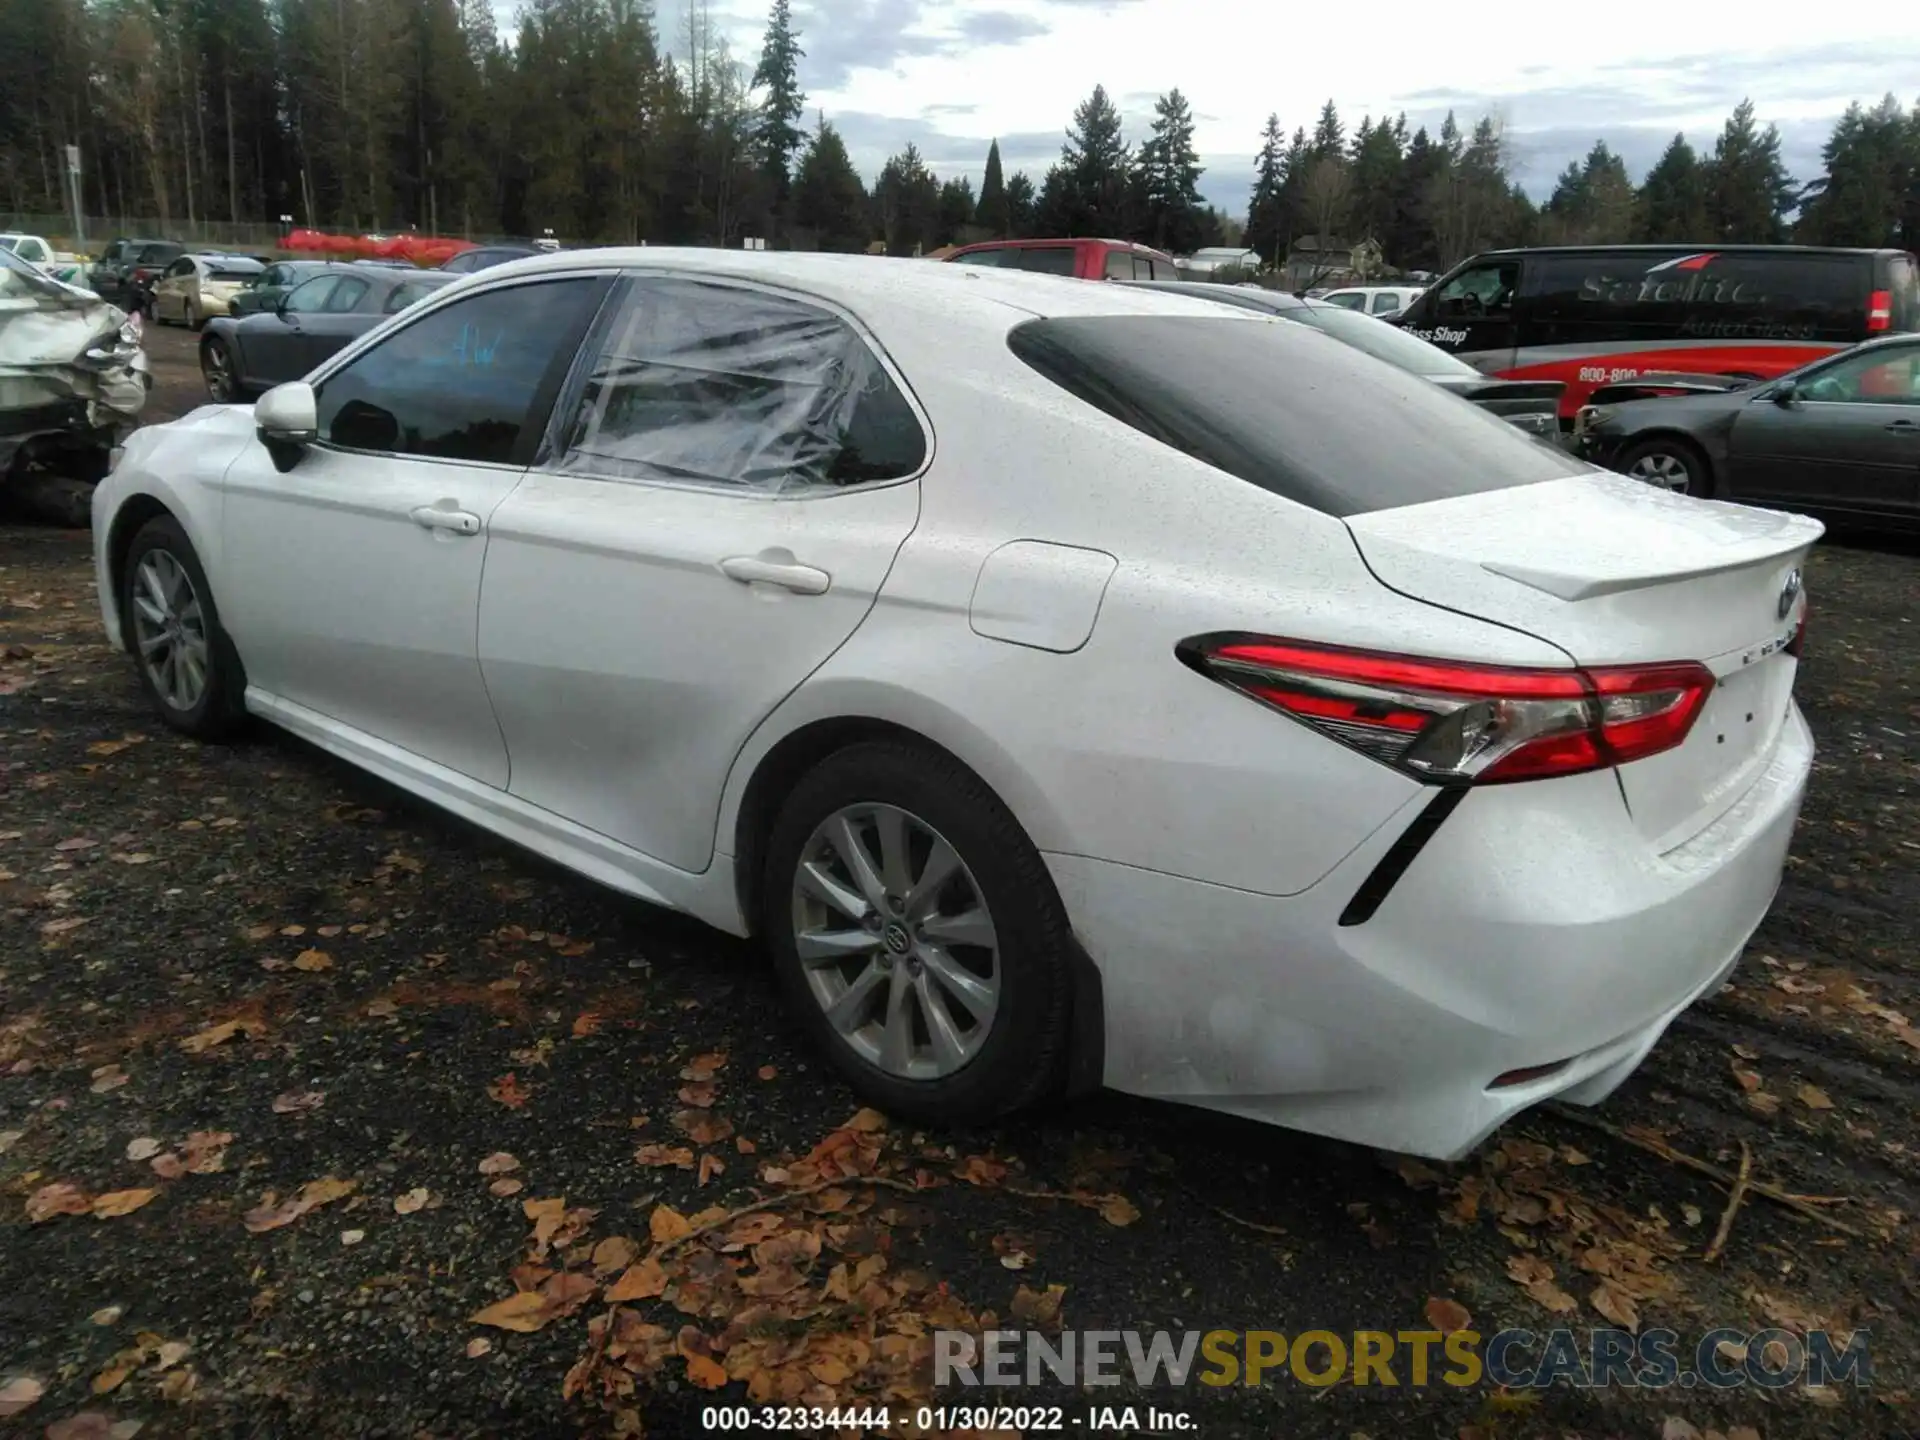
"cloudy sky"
601,0,1920,221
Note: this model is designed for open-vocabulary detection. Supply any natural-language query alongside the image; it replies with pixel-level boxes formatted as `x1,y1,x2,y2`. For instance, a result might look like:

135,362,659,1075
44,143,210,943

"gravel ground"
0,328,1915,1440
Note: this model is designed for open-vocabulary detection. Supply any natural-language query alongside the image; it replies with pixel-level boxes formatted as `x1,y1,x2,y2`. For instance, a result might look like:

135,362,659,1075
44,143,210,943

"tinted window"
440,252,480,273
1103,251,1138,281
137,244,182,265
951,250,1006,267
1886,255,1918,332
1005,247,1077,276
315,277,603,465
553,277,925,493
1523,250,1869,342
166,258,195,278
1007,315,1584,517
283,276,338,312
384,279,445,313
1285,305,1481,377
325,277,370,313
208,263,260,281
1432,263,1518,320
1798,343,1920,403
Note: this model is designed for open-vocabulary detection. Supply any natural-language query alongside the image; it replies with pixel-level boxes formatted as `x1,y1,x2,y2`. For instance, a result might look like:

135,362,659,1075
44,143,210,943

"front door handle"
719,551,830,595
1887,420,1919,435
410,503,481,536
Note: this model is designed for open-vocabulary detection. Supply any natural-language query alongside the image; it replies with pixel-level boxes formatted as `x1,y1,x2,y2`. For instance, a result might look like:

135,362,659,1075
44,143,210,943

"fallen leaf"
845,1107,887,1132
471,1291,554,1333
394,1188,431,1215
180,1018,262,1054
649,1205,693,1244
635,1143,696,1170
465,1337,493,1358
1559,1146,1591,1165
340,1229,366,1246
159,1368,197,1403
1747,1092,1782,1116
182,1130,233,1174
90,1065,130,1094
1798,1084,1835,1111
678,1082,717,1108
698,1153,725,1187
47,1415,134,1440
1660,1420,1703,1440
292,948,333,972
26,1182,92,1222
1011,1283,1068,1327
149,1153,185,1180
488,1073,532,1109
0,1376,44,1417
1424,1297,1472,1334
1731,1065,1763,1093
152,1342,189,1372
478,1152,521,1175
684,1353,728,1389
89,1307,123,1326
605,1256,669,1303
1732,1043,1760,1060
279,924,307,936
680,1051,728,1082
243,1176,357,1233
488,1178,524,1197
1099,1194,1141,1227
1590,1280,1640,1330
672,1109,733,1145
756,1065,777,1081
125,1138,161,1162
92,1360,135,1395
365,998,398,1018
571,1012,603,1038
41,916,90,936
272,1090,324,1115
92,1188,159,1219
55,836,98,851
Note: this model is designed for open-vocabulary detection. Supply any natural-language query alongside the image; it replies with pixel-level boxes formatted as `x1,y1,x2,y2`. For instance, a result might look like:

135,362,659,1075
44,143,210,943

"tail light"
1867,289,1892,331
132,267,156,284
1786,601,1808,658
1180,635,1715,784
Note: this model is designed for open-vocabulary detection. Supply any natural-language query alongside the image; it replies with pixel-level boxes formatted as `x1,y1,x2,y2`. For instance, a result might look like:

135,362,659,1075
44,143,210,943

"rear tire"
202,338,240,403
760,740,1074,1126
122,515,250,741
1617,436,1713,498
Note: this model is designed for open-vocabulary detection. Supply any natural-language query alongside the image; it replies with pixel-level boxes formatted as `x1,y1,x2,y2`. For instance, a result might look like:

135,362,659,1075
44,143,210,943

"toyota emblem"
1778,568,1802,621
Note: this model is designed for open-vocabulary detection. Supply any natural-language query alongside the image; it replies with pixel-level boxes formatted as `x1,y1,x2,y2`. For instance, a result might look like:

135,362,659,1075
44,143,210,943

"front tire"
761,741,1074,1125
1618,436,1713,497
122,515,249,740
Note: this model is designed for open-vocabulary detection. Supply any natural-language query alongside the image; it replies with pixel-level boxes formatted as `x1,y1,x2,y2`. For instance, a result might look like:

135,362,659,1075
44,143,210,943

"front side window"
552,277,926,493
324,277,371,313
1798,344,1920,404
384,279,445,313
284,276,338,313
314,277,605,465
1370,291,1405,314
1322,291,1366,311
1433,262,1518,319
166,258,195,279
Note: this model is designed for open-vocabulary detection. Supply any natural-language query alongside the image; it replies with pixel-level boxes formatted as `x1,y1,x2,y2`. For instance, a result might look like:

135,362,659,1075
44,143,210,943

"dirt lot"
0,327,1916,1439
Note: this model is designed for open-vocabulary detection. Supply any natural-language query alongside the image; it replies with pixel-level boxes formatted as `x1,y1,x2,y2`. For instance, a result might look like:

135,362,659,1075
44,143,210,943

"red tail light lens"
1182,636,1715,784
1786,601,1808,658
1867,289,1892,331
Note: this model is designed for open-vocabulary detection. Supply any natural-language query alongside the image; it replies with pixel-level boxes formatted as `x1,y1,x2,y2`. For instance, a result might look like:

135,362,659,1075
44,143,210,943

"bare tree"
1300,154,1353,286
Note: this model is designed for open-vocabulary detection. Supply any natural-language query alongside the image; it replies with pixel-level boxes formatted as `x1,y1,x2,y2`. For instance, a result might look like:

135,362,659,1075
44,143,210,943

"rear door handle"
719,552,830,595
1887,420,1920,434
410,503,481,536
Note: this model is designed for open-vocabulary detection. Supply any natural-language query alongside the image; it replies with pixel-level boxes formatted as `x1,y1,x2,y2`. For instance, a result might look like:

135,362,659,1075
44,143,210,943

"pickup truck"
0,233,88,285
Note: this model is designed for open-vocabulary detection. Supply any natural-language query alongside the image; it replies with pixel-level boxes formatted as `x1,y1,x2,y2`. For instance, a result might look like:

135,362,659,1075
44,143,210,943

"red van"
1389,245,1920,420
943,238,1182,281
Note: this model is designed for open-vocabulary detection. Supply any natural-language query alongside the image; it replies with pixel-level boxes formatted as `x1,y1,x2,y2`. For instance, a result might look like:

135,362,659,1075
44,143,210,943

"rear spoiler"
1585,371,1755,406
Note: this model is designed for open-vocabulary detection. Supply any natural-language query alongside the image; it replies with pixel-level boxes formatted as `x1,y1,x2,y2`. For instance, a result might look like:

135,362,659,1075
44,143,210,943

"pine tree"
1635,133,1708,242
750,0,805,208
975,138,1008,236
874,141,938,253
1244,112,1286,265
1133,87,1204,253
792,117,867,250
1797,96,1914,246
1310,99,1343,160
1702,98,1795,243
1049,83,1130,236
1004,170,1036,237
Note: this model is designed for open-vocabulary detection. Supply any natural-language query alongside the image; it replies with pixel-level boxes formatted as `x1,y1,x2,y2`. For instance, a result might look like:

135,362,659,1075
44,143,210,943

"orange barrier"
284,230,478,266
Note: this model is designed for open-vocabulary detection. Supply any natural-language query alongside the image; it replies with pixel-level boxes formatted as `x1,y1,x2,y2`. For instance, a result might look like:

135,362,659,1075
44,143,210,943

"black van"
1390,245,1920,420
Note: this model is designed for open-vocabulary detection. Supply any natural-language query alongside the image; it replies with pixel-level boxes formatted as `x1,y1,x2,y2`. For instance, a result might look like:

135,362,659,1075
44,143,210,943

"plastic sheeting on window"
553,279,901,495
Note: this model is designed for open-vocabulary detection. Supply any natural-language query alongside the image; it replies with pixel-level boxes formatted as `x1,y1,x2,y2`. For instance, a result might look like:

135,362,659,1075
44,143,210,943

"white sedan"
92,250,1818,1159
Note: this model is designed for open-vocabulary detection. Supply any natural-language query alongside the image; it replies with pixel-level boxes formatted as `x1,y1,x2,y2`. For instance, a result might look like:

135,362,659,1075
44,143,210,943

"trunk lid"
1345,471,1820,851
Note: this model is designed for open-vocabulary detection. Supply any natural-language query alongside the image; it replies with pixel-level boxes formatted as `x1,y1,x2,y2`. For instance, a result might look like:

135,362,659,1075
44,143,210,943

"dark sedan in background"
198,266,458,401
438,243,543,273
1575,333,1920,525
229,259,350,316
1118,279,1565,439
89,238,186,314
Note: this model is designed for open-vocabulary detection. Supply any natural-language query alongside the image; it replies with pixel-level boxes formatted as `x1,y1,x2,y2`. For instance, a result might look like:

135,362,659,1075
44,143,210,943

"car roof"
1114,279,1311,313
949,237,1175,258
457,249,1248,328
1471,244,1898,259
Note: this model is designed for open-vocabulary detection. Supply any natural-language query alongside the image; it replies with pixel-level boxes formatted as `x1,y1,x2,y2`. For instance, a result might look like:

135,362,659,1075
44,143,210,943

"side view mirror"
1771,381,1799,408
256,382,317,471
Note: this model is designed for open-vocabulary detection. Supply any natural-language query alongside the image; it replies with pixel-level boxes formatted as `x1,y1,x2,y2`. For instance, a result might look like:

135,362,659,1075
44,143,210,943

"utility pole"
65,145,85,252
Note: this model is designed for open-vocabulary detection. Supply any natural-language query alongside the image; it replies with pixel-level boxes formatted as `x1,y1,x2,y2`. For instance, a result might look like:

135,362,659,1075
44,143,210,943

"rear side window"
1524,250,1870,342
1149,258,1181,281
1103,251,1137,280
950,249,1008,267
551,277,926,493
325,278,371,313
1004,247,1077,276
1007,314,1585,518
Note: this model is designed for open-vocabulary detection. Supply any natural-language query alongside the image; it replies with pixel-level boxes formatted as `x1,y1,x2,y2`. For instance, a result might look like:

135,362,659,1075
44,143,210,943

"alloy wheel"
130,549,211,713
789,802,1001,1081
203,343,234,402
1627,451,1692,493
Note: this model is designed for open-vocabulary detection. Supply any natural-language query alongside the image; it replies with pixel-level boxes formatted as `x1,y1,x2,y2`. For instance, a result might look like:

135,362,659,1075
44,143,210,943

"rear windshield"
1007,315,1586,518
1284,305,1482,378
1521,250,1872,342
954,246,1077,276
208,262,262,280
